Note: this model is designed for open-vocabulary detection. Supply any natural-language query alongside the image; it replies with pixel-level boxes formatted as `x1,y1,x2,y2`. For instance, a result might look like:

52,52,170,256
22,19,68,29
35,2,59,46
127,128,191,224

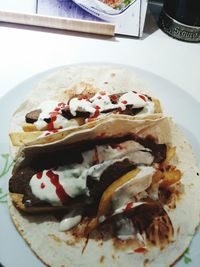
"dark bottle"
158,0,200,42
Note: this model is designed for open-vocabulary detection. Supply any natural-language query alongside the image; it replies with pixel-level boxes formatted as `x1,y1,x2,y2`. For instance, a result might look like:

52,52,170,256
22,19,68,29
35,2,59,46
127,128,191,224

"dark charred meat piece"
61,107,74,120
9,166,45,207
109,93,121,104
128,200,174,247
61,108,90,120
159,186,173,205
130,202,162,234
9,166,88,208
101,105,143,116
9,166,35,194
25,109,42,123
87,159,136,203
61,93,94,119
76,110,90,119
119,106,134,115
61,108,73,120
43,117,51,123
136,135,167,163
121,106,143,116
131,107,144,116
101,108,118,114
145,94,152,101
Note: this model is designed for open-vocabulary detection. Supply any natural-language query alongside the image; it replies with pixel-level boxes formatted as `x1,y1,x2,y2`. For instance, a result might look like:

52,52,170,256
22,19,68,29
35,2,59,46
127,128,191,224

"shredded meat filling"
129,200,174,247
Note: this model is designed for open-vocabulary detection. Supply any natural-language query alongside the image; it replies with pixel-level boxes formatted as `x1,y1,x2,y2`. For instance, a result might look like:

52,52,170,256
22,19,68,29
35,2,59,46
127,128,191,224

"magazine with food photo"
37,0,148,36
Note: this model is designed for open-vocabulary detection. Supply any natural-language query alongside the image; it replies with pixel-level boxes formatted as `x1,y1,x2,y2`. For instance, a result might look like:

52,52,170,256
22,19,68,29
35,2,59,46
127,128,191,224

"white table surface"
0,1,200,103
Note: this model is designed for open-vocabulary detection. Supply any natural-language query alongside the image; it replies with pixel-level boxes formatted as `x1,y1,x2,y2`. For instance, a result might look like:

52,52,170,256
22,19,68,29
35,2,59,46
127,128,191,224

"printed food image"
100,0,134,9
8,65,200,267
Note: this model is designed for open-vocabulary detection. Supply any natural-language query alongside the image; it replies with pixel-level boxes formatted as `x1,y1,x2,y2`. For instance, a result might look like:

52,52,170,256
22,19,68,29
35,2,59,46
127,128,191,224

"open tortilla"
9,65,163,157
8,116,200,267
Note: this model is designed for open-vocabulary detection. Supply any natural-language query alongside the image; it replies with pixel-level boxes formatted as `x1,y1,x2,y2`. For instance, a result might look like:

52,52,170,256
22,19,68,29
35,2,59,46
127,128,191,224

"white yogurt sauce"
30,170,63,206
96,140,153,164
119,91,146,108
59,209,82,231
69,98,96,116
136,101,155,116
113,167,154,242
91,92,124,111
68,91,153,117
30,158,132,204
53,115,79,129
29,141,154,205
112,166,154,211
34,100,59,130
112,201,146,218
32,91,154,130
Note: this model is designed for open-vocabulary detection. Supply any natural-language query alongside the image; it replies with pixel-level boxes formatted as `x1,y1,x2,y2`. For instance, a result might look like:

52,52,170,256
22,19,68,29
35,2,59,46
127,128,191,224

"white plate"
0,64,199,267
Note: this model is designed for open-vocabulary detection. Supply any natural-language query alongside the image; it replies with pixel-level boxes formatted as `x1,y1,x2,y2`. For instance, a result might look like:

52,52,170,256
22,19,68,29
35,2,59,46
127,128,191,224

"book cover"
37,0,148,36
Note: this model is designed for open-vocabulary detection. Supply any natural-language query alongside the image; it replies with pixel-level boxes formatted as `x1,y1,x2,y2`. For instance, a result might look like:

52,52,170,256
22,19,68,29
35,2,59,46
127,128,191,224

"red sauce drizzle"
134,247,148,253
41,183,45,189
139,95,146,101
121,100,127,104
47,103,66,130
92,147,99,164
36,172,43,179
45,129,59,136
87,118,95,122
110,143,123,150
46,170,70,204
89,105,100,121
124,202,134,211
47,115,57,130
48,119,56,128
109,94,117,102
100,132,106,137
93,109,100,118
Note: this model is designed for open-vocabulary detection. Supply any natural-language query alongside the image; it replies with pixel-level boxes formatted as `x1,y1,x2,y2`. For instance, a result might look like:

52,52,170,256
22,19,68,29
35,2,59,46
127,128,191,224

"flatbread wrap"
9,65,162,156
8,116,200,267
